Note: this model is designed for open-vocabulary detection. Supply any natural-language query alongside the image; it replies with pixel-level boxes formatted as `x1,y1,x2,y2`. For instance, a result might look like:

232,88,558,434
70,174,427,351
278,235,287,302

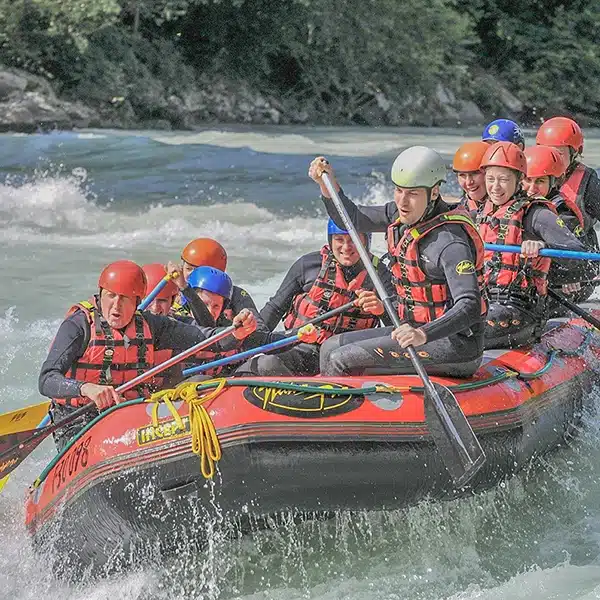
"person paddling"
173,237,269,336
477,142,586,349
39,260,257,449
536,117,600,254
309,147,487,378
239,219,392,376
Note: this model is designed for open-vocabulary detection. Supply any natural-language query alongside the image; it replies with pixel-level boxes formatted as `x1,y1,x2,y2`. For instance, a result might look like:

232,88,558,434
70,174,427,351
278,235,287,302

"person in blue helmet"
237,218,394,376
178,266,264,376
482,119,526,150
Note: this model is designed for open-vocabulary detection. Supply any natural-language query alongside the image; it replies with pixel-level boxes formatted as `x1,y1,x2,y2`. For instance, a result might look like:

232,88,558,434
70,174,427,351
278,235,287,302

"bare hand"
355,289,384,316
297,324,318,344
232,309,257,340
520,240,545,258
166,260,187,290
308,156,340,198
562,282,582,294
391,324,427,348
80,383,121,411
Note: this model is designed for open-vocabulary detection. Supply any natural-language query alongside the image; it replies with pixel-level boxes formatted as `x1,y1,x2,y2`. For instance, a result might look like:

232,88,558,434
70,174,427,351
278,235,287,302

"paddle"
0,325,237,480
484,244,600,261
321,173,485,487
0,401,50,438
547,288,600,330
138,271,178,311
0,413,51,492
182,300,356,377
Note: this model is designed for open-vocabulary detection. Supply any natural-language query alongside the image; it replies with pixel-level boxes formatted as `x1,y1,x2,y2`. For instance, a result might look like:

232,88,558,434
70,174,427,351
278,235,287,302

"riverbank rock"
0,67,101,132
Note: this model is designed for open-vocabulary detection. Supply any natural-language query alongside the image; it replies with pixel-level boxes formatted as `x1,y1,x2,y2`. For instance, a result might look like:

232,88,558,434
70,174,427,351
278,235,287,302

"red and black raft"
24,309,600,578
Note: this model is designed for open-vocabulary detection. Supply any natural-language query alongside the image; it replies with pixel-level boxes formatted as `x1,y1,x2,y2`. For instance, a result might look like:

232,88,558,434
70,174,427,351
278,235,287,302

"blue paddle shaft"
183,335,299,377
485,243,600,261
138,277,169,310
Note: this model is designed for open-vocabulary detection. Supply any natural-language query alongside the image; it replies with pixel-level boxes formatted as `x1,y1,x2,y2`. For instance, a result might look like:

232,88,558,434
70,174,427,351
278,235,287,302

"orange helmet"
452,141,489,173
524,145,567,179
142,263,178,299
480,142,527,175
536,117,583,154
181,238,227,270
98,260,147,299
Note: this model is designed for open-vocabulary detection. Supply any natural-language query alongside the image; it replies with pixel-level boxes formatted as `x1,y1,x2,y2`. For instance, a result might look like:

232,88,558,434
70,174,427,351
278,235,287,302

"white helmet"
391,146,447,189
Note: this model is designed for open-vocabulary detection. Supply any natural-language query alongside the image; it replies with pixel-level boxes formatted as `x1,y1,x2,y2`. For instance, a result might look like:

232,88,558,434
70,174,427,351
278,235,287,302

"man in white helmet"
308,146,488,377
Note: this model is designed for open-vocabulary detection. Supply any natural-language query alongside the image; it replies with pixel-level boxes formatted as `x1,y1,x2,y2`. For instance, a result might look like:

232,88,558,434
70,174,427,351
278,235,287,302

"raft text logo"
137,416,191,446
243,381,364,418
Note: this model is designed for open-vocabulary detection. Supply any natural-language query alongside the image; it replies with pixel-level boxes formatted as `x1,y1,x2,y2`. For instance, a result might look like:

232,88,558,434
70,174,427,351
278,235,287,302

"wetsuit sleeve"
145,312,233,354
419,228,483,343
584,168,600,220
38,311,89,399
525,205,586,251
322,189,396,233
260,253,320,330
231,286,269,333
180,285,216,327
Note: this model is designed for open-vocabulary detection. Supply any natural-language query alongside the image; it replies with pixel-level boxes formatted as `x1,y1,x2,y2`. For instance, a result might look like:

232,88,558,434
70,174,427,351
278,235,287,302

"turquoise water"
1,126,600,599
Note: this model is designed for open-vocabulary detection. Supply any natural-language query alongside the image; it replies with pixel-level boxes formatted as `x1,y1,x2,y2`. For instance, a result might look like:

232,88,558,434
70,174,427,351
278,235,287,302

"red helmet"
452,141,489,172
181,238,227,270
536,117,583,154
98,260,147,299
480,142,527,175
142,263,178,300
524,145,567,179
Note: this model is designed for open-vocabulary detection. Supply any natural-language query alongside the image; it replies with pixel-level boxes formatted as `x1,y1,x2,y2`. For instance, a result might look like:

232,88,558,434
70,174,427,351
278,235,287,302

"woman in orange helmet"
536,117,600,252
477,142,586,349
452,141,489,218
523,145,599,305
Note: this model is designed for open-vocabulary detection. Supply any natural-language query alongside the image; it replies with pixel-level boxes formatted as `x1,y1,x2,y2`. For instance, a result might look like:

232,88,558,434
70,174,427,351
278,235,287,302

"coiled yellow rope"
147,379,226,479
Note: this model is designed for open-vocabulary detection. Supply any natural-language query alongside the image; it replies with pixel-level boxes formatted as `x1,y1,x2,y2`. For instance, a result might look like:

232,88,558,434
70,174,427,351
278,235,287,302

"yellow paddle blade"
0,475,8,492
0,402,51,437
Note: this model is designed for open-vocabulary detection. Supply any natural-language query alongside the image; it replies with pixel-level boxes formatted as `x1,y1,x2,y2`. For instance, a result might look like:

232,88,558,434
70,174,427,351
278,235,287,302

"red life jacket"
558,163,594,236
478,197,555,297
459,193,486,219
54,298,171,407
283,245,380,344
388,208,487,325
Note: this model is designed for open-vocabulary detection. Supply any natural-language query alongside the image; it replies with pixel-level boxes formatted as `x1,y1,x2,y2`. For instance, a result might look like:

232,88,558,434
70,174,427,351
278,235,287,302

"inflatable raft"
24,308,600,578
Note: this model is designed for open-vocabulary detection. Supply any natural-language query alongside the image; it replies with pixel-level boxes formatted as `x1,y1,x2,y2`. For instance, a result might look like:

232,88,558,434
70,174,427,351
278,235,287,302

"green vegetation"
1,0,599,124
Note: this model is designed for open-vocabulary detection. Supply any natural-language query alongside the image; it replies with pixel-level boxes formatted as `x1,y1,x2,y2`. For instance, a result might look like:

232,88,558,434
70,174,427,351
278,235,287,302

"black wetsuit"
482,201,587,349
237,250,394,376
320,191,485,378
40,309,239,449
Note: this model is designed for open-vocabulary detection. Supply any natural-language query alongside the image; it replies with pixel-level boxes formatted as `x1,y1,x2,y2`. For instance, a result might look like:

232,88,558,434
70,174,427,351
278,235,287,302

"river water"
2,125,600,600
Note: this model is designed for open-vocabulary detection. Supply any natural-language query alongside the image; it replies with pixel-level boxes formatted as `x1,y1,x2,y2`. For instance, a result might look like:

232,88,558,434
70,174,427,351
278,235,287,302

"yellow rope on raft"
147,379,227,479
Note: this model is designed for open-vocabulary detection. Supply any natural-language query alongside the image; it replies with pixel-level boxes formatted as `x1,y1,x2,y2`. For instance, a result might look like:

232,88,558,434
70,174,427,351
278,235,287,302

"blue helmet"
327,218,348,237
326,218,371,249
482,119,525,147
187,266,233,300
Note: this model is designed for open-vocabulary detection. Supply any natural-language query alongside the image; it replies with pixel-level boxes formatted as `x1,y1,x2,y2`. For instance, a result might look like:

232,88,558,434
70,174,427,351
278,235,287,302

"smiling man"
309,146,488,378
238,219,393,376
39,260,257,449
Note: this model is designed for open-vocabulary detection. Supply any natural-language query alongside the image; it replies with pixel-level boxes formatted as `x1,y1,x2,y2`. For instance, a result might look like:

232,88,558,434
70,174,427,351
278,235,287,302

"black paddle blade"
0,429,45,479
424,382,485,488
